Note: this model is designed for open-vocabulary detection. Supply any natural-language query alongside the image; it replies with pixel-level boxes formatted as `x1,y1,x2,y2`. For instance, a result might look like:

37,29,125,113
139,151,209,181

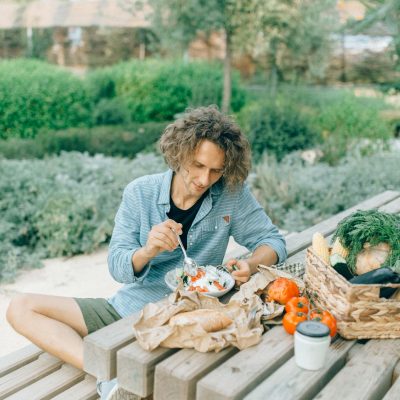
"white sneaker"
106,383,135,400
96,378,117,400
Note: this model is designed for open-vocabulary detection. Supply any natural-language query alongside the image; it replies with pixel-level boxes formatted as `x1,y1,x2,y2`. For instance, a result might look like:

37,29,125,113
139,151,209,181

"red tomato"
285,297,310,314
310,309,337,337
195,286,209,293
267,278,300,305
213,281,225,291
283,311,308,335
190,269,205,282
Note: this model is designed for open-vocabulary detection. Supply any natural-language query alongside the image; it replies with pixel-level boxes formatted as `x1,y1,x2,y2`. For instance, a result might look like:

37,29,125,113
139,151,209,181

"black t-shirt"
167,190,209,249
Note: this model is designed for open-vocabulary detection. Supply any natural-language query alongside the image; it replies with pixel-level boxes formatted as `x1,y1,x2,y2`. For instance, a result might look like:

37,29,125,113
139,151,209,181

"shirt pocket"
201,215,231,240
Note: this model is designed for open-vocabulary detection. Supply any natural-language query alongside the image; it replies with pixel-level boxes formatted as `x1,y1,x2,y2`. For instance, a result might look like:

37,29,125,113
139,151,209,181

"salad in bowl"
164,265,235,298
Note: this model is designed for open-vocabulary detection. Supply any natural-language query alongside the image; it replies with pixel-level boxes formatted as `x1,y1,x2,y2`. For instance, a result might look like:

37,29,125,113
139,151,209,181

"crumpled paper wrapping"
133,289,264,353
231,264,305,324
133,264,304,352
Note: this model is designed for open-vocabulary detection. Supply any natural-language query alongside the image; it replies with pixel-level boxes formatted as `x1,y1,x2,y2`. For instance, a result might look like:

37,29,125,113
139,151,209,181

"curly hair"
159,106,251,189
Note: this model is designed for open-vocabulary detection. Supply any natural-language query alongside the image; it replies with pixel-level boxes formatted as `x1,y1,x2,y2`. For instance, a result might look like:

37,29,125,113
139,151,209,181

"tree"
148,0,257,113
349,0,400,69
234,0,337,91
121,0,337,108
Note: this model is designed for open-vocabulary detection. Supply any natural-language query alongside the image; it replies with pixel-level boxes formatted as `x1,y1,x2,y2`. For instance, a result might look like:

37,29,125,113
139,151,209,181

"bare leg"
6,293,88,370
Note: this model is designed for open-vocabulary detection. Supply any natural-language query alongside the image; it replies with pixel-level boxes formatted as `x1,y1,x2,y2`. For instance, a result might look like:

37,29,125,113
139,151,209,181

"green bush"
238,101,320,161
0,122,167,159
0,59,93,139
310,94,391,141
93,98,131,125
251,148,400,232
86,60,246,122
243,85,392,164
0,152,166,282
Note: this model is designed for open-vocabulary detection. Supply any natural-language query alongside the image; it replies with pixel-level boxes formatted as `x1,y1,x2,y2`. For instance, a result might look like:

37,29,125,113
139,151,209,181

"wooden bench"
1,190,399,399
83,190,400,400
0,345,98,399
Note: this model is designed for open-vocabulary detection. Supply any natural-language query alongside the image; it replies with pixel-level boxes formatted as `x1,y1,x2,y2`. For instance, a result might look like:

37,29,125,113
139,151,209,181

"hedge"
0,59,92,139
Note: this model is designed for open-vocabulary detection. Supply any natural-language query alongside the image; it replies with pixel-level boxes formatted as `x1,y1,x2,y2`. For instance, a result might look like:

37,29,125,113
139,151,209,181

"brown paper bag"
133,289,264,352
231,264,305,324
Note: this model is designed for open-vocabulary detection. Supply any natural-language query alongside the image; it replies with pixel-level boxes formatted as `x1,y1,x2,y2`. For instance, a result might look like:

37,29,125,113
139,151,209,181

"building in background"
0,0,397,83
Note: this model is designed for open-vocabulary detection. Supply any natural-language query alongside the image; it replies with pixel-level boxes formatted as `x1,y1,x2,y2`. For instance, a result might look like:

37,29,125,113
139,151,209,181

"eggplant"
349,267,400,299
333,262,354,280
349,267,400,285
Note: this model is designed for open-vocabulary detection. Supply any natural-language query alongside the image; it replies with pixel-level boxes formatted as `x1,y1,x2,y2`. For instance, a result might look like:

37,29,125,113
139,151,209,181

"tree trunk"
340,30,347,82
222,30,232,114
269,39,278,98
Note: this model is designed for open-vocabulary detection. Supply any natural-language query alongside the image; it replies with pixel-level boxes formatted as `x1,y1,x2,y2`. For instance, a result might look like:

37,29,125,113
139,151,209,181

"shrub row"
251,148,400,232
239,85,392,163
0,59,92,139
0,152,166,282
0,122,167,159
2,146,399,282
0,58,246,139
87,60,246,123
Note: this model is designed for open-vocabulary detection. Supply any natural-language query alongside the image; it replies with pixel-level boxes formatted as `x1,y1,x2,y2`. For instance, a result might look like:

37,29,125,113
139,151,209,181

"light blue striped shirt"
107,169,287,317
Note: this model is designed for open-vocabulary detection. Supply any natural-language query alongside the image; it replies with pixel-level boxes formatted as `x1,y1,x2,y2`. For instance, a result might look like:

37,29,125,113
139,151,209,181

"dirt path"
0,247,122,358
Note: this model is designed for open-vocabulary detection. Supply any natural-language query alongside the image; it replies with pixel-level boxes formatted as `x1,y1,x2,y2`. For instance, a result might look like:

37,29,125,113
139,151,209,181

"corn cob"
331,237,349,259
312,232,330,264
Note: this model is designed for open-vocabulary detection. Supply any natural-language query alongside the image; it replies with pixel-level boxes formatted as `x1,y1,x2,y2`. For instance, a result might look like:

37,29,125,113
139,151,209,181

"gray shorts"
74,298,122,334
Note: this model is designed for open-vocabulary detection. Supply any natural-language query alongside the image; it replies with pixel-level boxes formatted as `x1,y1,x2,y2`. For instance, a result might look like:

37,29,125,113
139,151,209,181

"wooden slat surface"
286,196,400,267
52,374,98,400
0,344,42,378
117,342,178,398
112,192,400,397
286,190,399,255
0,353,63,399
81,190,400,397
314,339,400,400
195,326,294,400
83,314,138,380
382,375,400,400
154,346,239,400
6,364,85,400
379,196,400,213
244,338,355,400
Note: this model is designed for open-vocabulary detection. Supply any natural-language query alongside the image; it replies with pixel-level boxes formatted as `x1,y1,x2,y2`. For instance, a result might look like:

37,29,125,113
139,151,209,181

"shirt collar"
158,169,224,205
158,169,173,205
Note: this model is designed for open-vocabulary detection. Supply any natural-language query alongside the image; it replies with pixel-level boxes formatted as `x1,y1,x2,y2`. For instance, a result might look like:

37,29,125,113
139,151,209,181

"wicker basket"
305,247,400,339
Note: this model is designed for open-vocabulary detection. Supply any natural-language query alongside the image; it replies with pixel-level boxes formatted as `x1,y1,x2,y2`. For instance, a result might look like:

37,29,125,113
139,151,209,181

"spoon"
173,229,198,276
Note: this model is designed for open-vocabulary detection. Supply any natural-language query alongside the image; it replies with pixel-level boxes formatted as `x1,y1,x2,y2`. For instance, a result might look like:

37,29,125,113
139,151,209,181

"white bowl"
164,268,235,298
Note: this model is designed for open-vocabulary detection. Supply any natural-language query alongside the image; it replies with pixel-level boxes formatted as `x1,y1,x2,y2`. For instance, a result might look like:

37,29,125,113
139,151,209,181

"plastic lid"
296,321,330,337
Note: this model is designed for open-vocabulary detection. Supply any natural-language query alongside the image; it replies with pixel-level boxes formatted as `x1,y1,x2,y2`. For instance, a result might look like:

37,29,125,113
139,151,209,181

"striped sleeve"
230,184,287,263
107,183,150,284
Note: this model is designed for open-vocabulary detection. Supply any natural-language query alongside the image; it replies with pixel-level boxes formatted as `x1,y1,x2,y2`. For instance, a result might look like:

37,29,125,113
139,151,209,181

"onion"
355,242,391,275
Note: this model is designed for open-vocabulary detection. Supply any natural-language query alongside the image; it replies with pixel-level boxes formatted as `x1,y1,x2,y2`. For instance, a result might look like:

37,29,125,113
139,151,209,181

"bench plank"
286,196,400,266
196,326,294,400
52,374,98,400
118,343,178,398
6,364,85,400
286,190,399,255
244,338,355,400
154,346,238,400
379,197,400,213
0,344,43,378
0,353,63,399
84,314,138,380
314,339,400,400
382,375,400,400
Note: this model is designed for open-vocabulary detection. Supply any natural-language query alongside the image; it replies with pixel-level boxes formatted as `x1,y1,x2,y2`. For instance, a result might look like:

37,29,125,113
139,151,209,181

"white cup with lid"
294,320,331,370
